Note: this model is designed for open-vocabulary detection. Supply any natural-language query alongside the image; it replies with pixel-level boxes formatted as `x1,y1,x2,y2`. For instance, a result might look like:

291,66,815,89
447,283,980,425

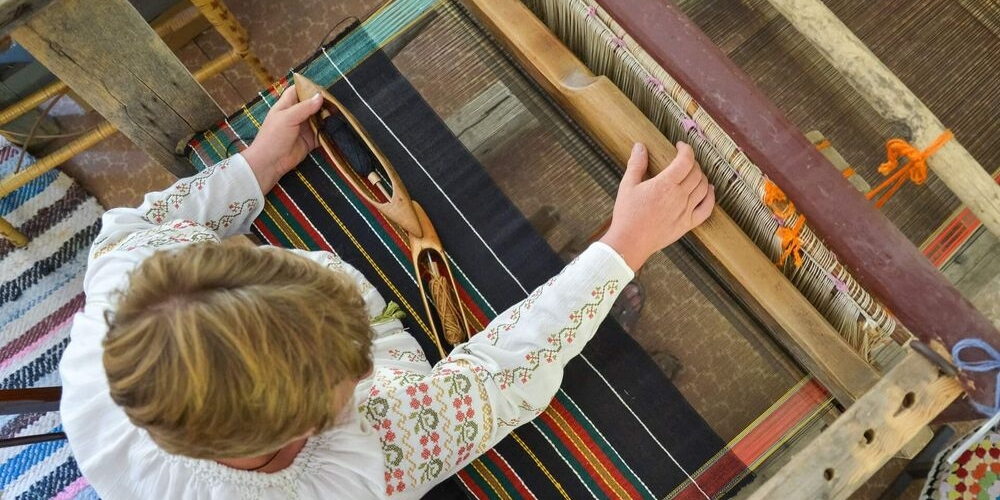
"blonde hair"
103,243,373,460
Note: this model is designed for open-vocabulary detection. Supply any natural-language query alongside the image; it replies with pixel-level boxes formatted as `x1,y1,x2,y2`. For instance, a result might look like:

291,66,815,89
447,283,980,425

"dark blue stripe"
0,430,66,489
15,455,80,500
0,170,59,217
0,221,99,306
1,337,70,389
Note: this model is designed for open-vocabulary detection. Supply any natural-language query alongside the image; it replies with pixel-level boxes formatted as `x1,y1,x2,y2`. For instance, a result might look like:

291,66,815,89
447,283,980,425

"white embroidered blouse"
59,154,633,500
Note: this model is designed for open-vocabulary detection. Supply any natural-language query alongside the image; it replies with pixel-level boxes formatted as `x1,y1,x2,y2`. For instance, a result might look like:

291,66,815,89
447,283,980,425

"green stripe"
558,394,652,499
531,403,607,499
462,461,504,500
255,212,295,248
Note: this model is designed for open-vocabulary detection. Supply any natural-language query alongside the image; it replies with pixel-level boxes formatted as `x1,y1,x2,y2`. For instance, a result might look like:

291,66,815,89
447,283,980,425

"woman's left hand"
242,84,324,193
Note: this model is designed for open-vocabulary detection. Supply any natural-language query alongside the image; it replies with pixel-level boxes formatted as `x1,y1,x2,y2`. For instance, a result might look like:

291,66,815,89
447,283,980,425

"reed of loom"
0,0,275,247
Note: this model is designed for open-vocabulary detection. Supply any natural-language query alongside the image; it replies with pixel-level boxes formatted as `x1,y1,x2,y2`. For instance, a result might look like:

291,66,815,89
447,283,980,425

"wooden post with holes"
11,0,223,176
746,354,962,499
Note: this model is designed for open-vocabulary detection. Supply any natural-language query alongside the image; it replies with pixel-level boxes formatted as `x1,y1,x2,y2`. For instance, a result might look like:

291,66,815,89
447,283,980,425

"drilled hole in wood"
863,429,875,444
824,468,835,481
900,392,916,410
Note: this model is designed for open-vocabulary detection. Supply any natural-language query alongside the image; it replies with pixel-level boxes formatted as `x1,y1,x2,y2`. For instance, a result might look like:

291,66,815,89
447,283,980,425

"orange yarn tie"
777,216,807,268
763,180,796,219
866,130,953,208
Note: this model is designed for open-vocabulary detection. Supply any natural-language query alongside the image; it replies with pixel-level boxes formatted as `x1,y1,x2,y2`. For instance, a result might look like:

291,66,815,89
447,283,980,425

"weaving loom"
181,0,998,498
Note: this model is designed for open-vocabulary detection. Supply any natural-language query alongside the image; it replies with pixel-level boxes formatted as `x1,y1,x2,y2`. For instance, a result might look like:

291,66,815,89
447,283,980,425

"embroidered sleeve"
363,242,634,497
89,154,264,261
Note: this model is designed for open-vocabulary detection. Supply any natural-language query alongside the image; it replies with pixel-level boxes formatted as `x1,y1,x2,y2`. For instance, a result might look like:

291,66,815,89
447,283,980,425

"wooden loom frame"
458,0,966,498
0,0,978,497
0,0,275,246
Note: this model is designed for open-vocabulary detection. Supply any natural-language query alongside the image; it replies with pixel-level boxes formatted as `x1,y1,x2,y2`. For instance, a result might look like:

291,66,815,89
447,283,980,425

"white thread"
321,47,527,295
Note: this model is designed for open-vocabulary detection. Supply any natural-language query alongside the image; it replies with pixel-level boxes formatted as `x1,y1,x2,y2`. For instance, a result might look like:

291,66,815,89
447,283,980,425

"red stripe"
548,400,643,499
673,380,830,499
922,174,1000,267
0,293,84,361
537,404,627,499
456,469,491,500
252,219,280,246
271,186,335,251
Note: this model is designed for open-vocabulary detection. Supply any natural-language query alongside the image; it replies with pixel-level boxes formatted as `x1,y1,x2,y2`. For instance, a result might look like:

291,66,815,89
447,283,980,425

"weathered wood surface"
766,0,1000,240
13,0,223,176
746,353,961,500
0,0,54,38
459,0,882,409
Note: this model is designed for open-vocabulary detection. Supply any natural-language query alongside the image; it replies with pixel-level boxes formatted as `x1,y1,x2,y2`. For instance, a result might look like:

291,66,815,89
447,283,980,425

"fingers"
284,93,324,125
660,141,695,184
691,185,716,224
622,143,649,187
687,175,710,210
272,84,299,110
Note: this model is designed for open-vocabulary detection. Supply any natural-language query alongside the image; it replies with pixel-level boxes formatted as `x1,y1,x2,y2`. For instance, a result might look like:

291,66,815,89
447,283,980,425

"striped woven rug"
0,136,101,499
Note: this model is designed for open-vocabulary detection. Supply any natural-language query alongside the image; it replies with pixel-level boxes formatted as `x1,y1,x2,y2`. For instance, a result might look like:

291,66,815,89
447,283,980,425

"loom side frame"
458,0,964,497
590,0,999,412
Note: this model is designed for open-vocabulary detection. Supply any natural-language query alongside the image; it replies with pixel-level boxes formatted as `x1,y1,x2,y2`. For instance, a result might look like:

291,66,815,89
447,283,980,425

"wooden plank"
746,353,961,500
12,0,222,176
459,0,881,408
0,0,55,39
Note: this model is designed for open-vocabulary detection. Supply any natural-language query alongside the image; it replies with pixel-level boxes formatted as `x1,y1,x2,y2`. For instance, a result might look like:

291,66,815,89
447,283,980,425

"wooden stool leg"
188,0,275,86
0,216,28,247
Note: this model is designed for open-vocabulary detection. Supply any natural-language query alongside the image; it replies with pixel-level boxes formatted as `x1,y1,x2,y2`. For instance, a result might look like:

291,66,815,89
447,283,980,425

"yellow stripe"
262,200,310,250
510,431,571,500
203,128,232,158
243,103,264,129
545,406,631,499
469,459,515,500
295,171,432,334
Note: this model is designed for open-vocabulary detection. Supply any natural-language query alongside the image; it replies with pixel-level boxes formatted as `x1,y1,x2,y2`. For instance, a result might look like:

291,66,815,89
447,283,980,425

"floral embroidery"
386,348,427,364
205,198,259,231
492,280,620,390
143,159,229,224
92,220,218,257
364,368,483,496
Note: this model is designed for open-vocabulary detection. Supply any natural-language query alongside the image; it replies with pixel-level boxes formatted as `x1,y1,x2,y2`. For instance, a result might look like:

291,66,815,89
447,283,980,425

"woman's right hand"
599,141,715,271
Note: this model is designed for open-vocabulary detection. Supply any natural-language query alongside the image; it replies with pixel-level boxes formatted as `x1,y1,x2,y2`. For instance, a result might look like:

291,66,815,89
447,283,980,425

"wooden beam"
12,0,223,176
0,0,54,39
747,353,962,500
458,0,881,407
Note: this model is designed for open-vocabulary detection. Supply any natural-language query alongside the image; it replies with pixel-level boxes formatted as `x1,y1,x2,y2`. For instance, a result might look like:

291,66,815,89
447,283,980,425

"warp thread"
866,130,953,208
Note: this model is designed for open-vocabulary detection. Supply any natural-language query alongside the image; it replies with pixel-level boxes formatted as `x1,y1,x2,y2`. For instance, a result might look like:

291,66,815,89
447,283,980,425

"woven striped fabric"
0,136,102,500
186,16,742,499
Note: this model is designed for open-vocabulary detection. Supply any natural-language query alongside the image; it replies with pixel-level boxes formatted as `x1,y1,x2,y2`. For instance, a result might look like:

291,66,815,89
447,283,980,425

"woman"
60,85,714,499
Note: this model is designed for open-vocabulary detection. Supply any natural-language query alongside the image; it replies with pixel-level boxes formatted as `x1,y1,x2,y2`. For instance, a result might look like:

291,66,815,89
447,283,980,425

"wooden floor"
35,0,1000,499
